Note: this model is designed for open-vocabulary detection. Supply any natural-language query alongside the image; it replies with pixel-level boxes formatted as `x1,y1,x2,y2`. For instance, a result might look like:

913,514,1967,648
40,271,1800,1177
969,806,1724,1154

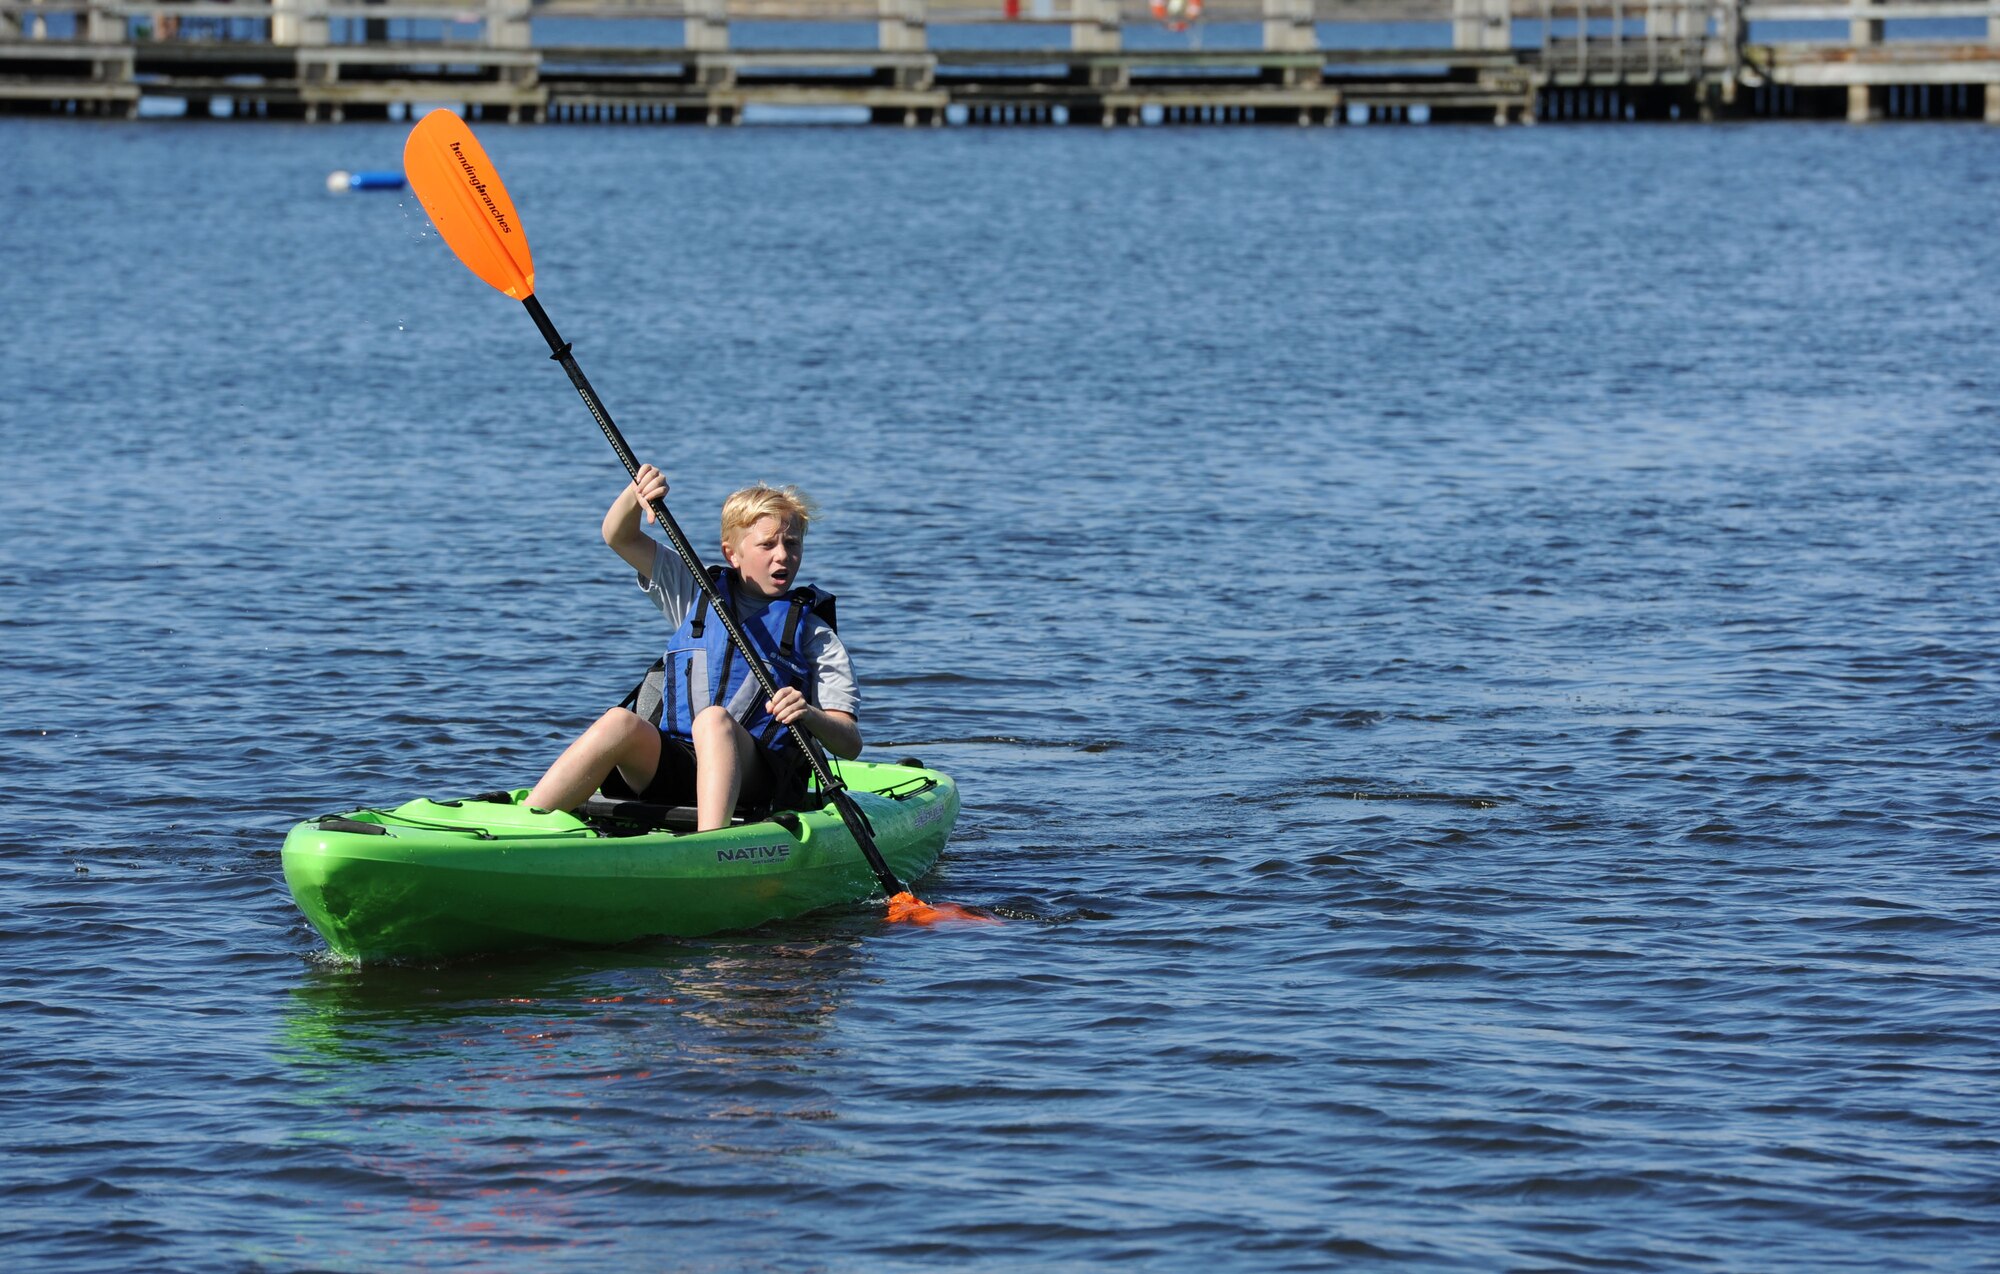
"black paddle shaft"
520,295,905,898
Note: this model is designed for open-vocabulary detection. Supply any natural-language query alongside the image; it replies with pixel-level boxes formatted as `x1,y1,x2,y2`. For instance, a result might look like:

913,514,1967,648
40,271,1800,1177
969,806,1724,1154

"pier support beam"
879,0,925,52
1071,0,1120,53
486,0,529,52
1646,0,1690,37
1264,0,1315,52
485,0,533,105
1849,0,1883,121
80,1,120,41
1989,12,2000,122
1264,0,1320,84
686,0,731,88
1453,0,1510,51
273,0,328,47
1718,0,1743,110
686,0,727,53
879,0,930,87
1071,0,1122,89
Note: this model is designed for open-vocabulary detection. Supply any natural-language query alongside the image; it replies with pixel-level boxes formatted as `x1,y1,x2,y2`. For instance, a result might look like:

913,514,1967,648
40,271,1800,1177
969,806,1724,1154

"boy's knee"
595,706,650,742
690,705,739,745
700,704,740,736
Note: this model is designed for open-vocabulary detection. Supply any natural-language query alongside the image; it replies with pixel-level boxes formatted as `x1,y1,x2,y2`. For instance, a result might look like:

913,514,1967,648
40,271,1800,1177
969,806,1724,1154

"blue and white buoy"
326,170,407,193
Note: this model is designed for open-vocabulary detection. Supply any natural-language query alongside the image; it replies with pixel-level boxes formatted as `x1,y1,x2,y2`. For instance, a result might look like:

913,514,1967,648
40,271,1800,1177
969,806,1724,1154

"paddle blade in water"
885,891,1000,927
403,111,535,299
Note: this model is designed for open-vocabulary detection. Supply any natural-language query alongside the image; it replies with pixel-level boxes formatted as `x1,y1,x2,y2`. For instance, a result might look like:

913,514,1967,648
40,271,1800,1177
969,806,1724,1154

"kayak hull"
281,760,959,963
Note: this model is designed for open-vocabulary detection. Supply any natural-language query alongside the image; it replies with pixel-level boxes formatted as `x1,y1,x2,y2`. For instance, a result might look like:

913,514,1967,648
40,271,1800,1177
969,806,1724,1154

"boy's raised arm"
602,463,669,577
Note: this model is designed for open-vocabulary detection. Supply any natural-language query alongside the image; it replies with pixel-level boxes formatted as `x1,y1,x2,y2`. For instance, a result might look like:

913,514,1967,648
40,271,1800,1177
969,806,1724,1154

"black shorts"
600,727,808,813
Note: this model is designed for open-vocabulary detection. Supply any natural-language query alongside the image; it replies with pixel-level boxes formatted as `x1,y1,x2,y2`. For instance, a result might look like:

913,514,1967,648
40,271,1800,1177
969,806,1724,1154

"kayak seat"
576,796,804,838
620,658,667,728
576,796,702,834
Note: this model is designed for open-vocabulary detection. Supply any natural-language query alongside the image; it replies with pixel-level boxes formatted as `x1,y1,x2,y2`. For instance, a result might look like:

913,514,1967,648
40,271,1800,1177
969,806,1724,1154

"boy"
526,463,861,830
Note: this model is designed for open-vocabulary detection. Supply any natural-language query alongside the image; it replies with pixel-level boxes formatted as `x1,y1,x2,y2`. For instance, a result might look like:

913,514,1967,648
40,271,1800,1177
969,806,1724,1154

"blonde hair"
721,483,816,546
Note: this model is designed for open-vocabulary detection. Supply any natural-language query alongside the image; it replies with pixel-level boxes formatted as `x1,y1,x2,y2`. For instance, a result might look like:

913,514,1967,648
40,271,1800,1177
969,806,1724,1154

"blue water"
4,116,2000,1271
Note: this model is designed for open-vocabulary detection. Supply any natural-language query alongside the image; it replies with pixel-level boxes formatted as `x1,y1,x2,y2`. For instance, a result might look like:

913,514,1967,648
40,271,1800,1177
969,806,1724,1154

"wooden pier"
2,0,1996,125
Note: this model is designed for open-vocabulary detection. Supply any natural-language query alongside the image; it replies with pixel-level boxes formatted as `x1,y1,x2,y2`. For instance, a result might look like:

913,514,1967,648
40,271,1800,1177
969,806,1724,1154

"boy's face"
722,514,805,600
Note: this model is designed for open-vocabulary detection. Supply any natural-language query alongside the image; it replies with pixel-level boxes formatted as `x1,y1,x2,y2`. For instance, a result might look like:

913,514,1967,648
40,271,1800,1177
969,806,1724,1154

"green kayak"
282,759,960,963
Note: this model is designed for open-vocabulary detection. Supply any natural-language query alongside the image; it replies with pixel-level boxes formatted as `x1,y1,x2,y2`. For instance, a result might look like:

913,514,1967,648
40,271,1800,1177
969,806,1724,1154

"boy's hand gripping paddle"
402,111,990,928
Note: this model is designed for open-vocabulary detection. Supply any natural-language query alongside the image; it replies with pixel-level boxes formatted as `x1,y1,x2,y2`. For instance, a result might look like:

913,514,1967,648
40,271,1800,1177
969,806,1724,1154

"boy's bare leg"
690,705,757,831
526,708,662,813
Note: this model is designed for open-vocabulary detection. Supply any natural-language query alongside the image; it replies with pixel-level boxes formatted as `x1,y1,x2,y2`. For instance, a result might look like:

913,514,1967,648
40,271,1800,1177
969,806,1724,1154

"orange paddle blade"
403,110,535,300
885,891,1001,927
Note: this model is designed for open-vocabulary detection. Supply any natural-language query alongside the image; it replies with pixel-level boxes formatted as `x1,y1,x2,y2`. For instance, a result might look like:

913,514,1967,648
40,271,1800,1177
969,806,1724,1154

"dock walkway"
3,0,1996,124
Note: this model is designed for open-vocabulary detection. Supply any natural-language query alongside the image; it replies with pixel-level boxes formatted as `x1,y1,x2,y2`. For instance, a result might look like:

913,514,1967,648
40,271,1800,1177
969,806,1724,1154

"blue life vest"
661,566,836,756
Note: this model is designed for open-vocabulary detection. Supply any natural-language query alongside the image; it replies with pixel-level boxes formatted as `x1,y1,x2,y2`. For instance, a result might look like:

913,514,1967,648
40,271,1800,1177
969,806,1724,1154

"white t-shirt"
639,541,858,718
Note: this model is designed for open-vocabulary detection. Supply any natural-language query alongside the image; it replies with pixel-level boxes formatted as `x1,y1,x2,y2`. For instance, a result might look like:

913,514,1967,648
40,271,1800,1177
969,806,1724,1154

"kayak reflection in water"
526,462,862,831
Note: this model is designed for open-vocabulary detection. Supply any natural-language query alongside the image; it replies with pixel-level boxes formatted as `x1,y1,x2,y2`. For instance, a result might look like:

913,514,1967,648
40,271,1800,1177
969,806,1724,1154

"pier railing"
2,0,1996,122
0,0,1330,44
1530,0,1727,84
5,0,1995,49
